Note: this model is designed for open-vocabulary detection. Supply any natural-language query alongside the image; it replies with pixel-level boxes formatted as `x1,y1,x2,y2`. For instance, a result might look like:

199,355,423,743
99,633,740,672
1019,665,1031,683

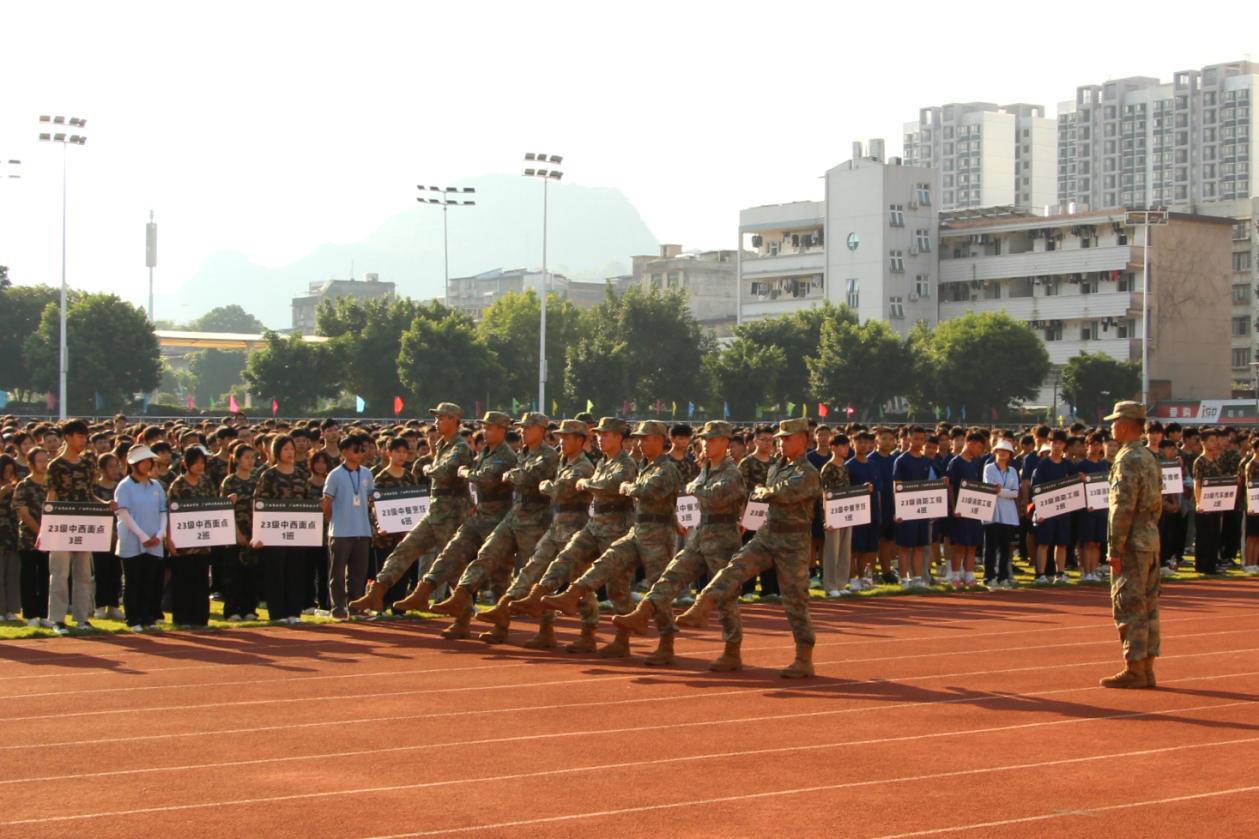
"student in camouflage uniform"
1101,401,1164,689
349,403,472,614
498,420,595,649
370,438,421,614
46,419,103,631
678,417,822,678
613,420,745,668
513,417,637,654
542,420,682,659
738,426,780,600
433,412,559,642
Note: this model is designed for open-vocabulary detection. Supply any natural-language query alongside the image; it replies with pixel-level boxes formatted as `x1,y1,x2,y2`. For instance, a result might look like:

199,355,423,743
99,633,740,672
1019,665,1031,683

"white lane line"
4,620,1256,703
4,688,1256,828
871,784,1259,838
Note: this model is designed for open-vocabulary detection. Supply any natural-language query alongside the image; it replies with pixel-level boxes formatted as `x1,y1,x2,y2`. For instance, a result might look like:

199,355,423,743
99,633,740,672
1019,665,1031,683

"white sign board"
1161,459,1183,496
373,486,430,534
740,501,768,531
894,480,948,522
251,499,324,547
825,486,872,529
675,495,701,529
39,502,113,552
1198,476,1238,513
169,498,236,549
1248,482,1259,515
1085,473,1110,512
954,480,998,523
1032,476,1086,520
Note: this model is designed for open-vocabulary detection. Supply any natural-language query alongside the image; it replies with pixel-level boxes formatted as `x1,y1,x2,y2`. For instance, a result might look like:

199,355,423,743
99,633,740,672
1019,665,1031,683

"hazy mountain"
165,173,659,329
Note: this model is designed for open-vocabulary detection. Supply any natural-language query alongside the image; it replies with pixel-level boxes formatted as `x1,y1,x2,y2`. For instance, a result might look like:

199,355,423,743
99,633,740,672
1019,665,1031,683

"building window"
1233,284,1251,305
1081,322,1098,341
889,205,905,227
889,251,905,273
1233,252,1252,272
914,183,932,206
914,229,932,252
1233,348,1251,369
1235,222,1252,241
845,278,859,309
650,273,663,289
1232,316,1251,337
914,274,930,298
888,296,905,319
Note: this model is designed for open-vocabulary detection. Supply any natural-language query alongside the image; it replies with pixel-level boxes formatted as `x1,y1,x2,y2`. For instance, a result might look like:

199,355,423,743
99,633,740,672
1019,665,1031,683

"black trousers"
983,523,1015,583
222,546,261,618
171,553,211,626
20,550,49,620
123,554,165,626
94,551,122,608
305,546,330,610
262,547,308,620
1195,511,1222,574
1220,509,1241,561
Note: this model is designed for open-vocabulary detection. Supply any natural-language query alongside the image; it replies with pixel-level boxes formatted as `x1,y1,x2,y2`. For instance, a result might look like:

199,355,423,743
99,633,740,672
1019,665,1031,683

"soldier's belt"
701,514,738,525
635,513,675,525
517,493,550,506
430,488,465,498
554,503,590,514
768,521,811,534
592,501,633,514
479,488,514,502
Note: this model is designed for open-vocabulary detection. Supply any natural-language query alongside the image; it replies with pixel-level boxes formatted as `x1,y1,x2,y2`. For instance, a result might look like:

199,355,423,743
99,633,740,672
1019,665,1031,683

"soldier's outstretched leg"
350,518,439,613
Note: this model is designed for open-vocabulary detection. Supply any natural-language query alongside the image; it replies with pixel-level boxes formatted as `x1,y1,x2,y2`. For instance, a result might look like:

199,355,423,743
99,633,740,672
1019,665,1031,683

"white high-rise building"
903,102,1056,211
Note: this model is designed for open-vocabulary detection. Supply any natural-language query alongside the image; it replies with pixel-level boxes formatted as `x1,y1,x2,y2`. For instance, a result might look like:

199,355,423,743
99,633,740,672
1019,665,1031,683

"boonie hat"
774,417,810,438
428,402,464,418
1103,400,1146,422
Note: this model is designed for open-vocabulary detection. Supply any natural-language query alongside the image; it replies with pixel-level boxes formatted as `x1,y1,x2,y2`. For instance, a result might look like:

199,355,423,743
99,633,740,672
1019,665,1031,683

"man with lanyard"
321,432,374,619
349,403,472,614
678,417,822,678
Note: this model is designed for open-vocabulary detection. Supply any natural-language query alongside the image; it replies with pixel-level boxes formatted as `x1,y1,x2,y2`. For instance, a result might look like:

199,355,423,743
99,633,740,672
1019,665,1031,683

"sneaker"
1160,566,1176,579
243,613,259,621
673,593,695,607
301,607,317,616
881,571,899,585
52,624,69,636
128,625,144,632
912,577,929,590
848,581,864,594
26,617,40,627
312,609,333,618
5,612,18,621
1055,575,1067,585
226,614,243,622
837,588,854,597
758,593,782,603
38,617,56,628
949,576,962,591
900,578,913,590
77,620,95,631
286,616,302,625
1034,575,1050,585
826,589,842,599
107,607,125,620
332,609,349,620
147,623,163,630
963,572,976,587
93,607,108,619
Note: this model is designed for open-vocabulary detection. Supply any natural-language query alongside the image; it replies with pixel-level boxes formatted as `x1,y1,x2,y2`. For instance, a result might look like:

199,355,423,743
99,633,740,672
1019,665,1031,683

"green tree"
708,339,787,420
916,312,1050,421
397,310,503,411
23,293,161,413
185,304,268,333
563,331,628,416
317,296,443,413
807,318,913,419
0,283,64,398
1061,352,1141,422
242,331,341,414
477,290,587,412
187,349,248,408
734,303,856,407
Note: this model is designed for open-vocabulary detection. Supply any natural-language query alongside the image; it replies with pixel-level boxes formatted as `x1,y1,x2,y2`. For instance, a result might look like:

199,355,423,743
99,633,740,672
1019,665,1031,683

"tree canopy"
242,331,341,414
185,304,268,334
1061,352,1141,421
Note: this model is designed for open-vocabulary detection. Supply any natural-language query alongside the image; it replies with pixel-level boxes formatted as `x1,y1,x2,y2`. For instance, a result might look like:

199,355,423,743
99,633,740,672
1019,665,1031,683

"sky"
1,0,1257,316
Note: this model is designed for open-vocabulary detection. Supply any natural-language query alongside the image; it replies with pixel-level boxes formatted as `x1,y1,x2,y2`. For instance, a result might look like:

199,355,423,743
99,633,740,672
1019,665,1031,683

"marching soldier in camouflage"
613,420,746,668
435,412,559,643
414,411,518,639
542,420,682,659
492,420,594,649
349,403,472,614
513,417,637,654
678,417,822,678
1101,401,1164,689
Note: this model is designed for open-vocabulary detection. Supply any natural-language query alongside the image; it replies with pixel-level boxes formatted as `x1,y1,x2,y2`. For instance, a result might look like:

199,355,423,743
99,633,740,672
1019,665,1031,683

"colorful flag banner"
586,399,594,413
845,405,855,417
186,394,196,410
671,401,677,417
47,392,57,412
687,401,695,418
94,392,105,412
786,402,796,416
271,398,279,417
354,395,365,414
141,393,150,414
0,390,9,410
393,396,404,416
551,399,558,416
723,401,730,419
229,394,241,414
818,403,828,418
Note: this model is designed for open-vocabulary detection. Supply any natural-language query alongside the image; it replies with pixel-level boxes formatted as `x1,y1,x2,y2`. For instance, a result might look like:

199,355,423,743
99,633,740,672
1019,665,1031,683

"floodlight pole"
417,185,476,305
523,153,564,412
1127,207,1168,407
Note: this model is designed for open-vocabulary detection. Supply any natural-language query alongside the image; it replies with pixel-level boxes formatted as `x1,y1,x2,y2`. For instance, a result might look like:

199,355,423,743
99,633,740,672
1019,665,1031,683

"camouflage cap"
513,411,550,429
553,419,589,436
774,417,811,438
1103,400,1146,422
428,402,463,418
696,420,734,439
631,420,670,438
480,411,513,428
592,416,630,435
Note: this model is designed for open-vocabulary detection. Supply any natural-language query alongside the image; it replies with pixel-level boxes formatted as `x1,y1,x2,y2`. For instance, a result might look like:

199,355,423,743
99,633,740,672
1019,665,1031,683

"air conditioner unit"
751,234,763,248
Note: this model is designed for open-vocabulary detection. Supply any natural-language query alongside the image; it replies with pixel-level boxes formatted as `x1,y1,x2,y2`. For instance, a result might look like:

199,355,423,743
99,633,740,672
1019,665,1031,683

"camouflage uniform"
695,445,821,646
375,430,472,588
1109,437,1164,662
457,421,560,597
539,441,637,625
646,453,745,641
46,453,100,625
505,450,594,601
420,436,518,616
570,441,682,628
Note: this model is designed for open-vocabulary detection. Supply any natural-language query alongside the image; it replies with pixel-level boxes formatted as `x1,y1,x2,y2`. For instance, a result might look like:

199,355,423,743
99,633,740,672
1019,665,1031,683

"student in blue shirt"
869,427,900,583
845,430,880,590
322,432,375,619
1076,431,1111,583
924,434,948,584
946,430,987,589
892,426,933,588
1030,429,1079,584
114,445,168,630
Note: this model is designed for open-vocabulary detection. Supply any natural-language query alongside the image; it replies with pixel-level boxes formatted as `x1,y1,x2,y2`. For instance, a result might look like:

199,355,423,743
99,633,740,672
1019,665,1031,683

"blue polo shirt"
114,475,167,558
323,464,374,538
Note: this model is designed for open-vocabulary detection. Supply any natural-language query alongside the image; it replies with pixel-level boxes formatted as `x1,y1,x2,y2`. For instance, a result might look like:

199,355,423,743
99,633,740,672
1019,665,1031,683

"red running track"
0,580,1257,838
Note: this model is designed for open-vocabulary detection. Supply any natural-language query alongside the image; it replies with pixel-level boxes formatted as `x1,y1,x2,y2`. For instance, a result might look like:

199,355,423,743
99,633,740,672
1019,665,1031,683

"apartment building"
938,208,1232,410
291,274,395,335
631,244,739,333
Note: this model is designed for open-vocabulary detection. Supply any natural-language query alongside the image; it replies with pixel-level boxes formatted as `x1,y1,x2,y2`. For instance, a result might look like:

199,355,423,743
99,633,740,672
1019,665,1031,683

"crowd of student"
0,411,1253,636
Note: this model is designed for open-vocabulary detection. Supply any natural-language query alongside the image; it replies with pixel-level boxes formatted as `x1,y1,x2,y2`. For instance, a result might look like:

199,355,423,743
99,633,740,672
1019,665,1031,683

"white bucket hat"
126,445,157,465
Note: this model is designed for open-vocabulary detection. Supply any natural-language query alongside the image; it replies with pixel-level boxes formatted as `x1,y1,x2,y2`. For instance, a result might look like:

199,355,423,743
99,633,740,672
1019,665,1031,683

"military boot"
565,624,598,654
1143,657,1157,689
430,585,472,618
522,616,558,650
541,584,590,617
611,599,656,635
1099,661,1148,689
510,584,552,618
642,633,675,666
708,641,743,672
440,612,473,640
598,626,632,658
478,624,510,644
477,595,513,627
392,579,434,613
780,643,815,679
675,594,717,628
348,579,388,613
